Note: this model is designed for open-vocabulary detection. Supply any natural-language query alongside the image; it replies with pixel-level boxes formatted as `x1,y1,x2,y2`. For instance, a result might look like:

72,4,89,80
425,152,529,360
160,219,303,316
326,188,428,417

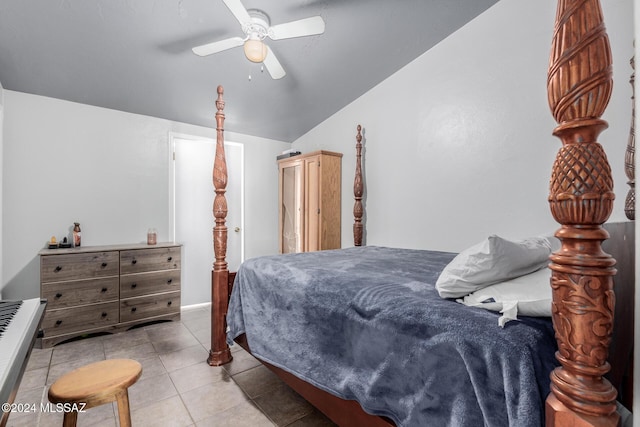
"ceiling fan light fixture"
243,38,267,63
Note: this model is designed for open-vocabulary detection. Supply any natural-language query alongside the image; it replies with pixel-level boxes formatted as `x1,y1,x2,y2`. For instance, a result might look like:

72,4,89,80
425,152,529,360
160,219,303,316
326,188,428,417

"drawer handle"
167,301,172,306
101,263,108,268
54,266,62,272
167,279,172,284
101,287,108,293
131,283,137,289
131,307,137,312
55,320,62,326
101,312,108,318
55,293,62,299
132,259,137,265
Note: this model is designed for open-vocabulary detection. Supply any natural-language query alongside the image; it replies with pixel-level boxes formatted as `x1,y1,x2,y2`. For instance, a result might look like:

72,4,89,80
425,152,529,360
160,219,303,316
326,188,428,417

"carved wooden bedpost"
625,55,635,220
545,1,619,425
353,125,364,246
208,85,232,366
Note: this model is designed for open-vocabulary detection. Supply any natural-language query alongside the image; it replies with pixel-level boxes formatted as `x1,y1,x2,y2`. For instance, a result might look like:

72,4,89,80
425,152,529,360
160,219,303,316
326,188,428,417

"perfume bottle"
73,222,81,247
147,228,157,245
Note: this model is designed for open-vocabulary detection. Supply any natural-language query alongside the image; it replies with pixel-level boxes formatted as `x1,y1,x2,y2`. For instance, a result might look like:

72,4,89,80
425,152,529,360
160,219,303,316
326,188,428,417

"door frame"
168,131,245,272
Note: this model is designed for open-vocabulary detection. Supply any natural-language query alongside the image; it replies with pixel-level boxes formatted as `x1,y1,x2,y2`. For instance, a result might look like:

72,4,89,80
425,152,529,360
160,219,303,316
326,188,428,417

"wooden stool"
48,359,142,427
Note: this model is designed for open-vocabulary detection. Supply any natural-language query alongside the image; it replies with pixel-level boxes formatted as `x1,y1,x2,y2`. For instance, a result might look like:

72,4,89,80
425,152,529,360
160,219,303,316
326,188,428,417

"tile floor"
6,306,337,427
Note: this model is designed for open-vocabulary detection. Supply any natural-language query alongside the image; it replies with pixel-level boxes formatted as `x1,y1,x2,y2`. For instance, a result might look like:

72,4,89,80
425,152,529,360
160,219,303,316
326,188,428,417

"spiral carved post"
545,1,619,425
625,55,635,220
208,85,232,366
353,125,364,246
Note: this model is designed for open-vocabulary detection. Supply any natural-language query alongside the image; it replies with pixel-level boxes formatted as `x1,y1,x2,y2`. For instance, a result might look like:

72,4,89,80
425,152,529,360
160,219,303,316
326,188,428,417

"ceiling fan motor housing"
243,9,270,40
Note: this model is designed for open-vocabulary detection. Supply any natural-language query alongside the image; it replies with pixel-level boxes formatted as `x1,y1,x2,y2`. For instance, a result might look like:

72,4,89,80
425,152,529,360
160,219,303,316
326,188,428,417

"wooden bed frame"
207,1,635,425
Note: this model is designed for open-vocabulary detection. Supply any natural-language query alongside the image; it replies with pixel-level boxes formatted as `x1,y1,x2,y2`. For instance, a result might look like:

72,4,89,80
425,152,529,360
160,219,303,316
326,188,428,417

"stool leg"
62,409,78,427
115,389,133,427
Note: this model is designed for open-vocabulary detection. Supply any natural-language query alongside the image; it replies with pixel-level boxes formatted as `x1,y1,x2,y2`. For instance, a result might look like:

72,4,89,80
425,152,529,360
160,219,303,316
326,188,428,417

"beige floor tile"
189,327,211,348
180,380,250,422
221,348,262,376
17,366,48,391
21,399,116,427
195,400,275,427
4,386,45,424
253,383,314,427
128,372,178,411
168,361,231,394
159,344,208,372
50,336,105,366
4,410,41,426
180,307,209,323
131,395,193,427
102,327,150,353
104,341,157,360
181,314,210,333
25,347,53,371
36,407,64,426
152,333,201,354
229,342,244,354
145,321,193,342
232,365,285,399
137,354,169,379
74,401,116,427
13,384,46,408
287,408,338,427
81,416,117,427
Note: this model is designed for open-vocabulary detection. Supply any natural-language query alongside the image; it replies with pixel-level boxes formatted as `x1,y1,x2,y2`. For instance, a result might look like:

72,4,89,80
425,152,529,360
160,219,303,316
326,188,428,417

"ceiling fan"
192,0,326,79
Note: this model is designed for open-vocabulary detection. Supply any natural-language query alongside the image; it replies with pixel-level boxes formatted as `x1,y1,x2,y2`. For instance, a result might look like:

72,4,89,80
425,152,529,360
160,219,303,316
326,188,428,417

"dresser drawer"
41,252,119,283
120,292,180,323
41,302,119,337
120,270,181,299
42,277,119,309
120,247,181,275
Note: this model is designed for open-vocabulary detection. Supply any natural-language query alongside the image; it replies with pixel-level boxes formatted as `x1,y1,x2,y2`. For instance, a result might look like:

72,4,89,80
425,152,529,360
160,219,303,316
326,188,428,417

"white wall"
1,91,288,301
293,0,634,253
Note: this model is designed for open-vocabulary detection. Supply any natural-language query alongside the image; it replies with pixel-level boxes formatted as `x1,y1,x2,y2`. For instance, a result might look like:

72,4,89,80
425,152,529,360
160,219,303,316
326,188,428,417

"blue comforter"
227,246,558,426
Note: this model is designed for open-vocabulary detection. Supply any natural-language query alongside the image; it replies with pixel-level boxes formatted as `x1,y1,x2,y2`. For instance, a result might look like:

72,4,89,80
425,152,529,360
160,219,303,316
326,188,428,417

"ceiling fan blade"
268,16,325,40
263,46,286,79
192,37,244,56
222,0,252,26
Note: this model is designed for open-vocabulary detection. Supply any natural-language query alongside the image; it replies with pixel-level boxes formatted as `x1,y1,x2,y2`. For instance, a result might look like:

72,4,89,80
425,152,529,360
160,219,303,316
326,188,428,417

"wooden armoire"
278,150,342,253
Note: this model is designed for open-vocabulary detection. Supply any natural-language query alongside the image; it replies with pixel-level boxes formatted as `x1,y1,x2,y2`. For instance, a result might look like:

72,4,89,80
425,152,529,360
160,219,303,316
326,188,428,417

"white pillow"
457,267,552,327
544,234,561,252
435,235,552,298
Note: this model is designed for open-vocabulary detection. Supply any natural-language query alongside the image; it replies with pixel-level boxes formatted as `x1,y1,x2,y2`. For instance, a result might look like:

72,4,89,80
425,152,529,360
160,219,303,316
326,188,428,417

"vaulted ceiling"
0,0,498,142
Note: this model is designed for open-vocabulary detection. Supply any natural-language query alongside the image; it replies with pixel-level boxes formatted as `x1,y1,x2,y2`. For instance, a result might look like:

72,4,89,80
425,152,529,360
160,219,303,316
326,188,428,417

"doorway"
172,135,244,306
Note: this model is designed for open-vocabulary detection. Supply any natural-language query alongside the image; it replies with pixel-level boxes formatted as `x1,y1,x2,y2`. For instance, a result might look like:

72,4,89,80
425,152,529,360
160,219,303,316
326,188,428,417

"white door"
173,136,244,306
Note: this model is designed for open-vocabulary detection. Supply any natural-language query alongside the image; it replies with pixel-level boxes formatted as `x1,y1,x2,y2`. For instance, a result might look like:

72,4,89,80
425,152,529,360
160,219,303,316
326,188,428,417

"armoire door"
280,160,304,253
304,157,320,252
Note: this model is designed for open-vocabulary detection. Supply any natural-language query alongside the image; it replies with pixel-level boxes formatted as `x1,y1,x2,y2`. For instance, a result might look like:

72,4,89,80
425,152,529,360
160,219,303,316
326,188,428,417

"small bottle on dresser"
73,222,81,247
147,228,157,245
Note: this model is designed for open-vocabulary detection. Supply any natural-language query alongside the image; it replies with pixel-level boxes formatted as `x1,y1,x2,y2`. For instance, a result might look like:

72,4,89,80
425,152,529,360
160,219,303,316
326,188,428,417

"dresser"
39,243,181,347
278,150,342,253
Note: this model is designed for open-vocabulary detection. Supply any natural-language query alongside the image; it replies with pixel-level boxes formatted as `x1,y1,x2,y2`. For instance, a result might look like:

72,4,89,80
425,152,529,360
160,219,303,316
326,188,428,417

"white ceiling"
0,0,498,142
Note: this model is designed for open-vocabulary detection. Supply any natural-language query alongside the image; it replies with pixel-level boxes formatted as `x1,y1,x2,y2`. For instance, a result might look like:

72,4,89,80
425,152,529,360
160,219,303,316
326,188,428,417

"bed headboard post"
545,0,619,425
208,85,233,366
625,54,635,220
353,124,364,246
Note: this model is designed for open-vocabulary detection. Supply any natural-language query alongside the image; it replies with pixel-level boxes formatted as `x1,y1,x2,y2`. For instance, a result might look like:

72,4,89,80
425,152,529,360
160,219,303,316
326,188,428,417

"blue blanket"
227,246,558,426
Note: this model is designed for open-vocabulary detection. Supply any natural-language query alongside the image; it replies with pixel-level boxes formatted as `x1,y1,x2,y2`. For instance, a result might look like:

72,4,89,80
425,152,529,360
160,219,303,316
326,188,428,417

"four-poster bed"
207,0,635,425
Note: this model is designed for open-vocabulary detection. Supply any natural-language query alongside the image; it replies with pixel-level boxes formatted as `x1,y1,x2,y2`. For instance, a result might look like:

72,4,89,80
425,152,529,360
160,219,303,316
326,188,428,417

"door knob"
234,227,241,232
